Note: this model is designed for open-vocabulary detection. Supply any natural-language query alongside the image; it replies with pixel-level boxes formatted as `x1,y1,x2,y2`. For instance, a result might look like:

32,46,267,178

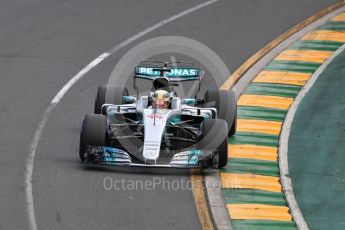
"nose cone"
142,109,172,161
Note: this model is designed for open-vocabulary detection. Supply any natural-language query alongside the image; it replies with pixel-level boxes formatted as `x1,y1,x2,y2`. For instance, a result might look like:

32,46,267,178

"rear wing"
134,66,201,82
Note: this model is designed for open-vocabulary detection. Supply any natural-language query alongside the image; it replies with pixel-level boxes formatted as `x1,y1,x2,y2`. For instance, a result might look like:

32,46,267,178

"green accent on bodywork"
244,83,301,98
224,189,287,206
289,40,343,51
318,21,345,31
168,115,182,124
222,158,279,177
122,96,136,104
265,60,320,74
229,132,279,147
238,106,287,122
182,98,196,106
231,220,296,230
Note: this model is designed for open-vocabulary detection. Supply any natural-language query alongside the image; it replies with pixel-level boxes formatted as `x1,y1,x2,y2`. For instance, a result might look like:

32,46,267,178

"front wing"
83,146,217,168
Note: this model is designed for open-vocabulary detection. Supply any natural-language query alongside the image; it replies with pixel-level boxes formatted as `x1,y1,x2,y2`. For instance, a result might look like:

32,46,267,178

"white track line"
25,1,218,230
279,43,345,230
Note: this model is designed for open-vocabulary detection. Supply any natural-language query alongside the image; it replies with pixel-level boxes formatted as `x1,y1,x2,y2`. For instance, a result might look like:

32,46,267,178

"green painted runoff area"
289,48,345,230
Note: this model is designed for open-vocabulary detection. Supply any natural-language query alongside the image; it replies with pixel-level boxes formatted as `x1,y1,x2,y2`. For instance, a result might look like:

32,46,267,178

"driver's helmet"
151,90,170,109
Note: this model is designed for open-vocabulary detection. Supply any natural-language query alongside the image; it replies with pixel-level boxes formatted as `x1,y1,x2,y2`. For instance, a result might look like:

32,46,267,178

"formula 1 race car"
79,61,237,168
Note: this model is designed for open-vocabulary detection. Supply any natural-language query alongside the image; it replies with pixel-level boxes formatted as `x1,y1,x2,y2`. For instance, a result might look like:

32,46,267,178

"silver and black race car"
79,61,237,168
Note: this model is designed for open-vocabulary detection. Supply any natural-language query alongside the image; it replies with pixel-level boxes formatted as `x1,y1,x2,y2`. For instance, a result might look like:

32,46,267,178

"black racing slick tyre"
79,114,107,161
198,119,228,169
94,85,129,114
203,89,237,136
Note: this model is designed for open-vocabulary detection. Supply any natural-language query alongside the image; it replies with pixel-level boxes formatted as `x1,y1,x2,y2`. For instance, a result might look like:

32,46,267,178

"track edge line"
279,42,345,230
24,1,219,229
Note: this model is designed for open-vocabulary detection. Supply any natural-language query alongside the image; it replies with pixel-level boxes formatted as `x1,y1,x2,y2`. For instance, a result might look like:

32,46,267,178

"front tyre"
203,89,237,136
79,114,107,161
198,119,228,168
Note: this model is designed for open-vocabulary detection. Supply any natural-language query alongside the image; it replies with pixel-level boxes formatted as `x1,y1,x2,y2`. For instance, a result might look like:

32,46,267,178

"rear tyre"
94,85,129,114
203,90,237,136
198,119,228,168
79,114,107,161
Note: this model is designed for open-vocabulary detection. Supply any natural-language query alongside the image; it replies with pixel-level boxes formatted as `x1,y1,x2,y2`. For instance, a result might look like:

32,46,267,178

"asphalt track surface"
289,47,345,230
0,0,338,229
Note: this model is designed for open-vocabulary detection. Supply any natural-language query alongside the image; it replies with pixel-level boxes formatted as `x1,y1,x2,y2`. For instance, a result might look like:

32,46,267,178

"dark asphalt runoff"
0,0,338,229
289,48,345,230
